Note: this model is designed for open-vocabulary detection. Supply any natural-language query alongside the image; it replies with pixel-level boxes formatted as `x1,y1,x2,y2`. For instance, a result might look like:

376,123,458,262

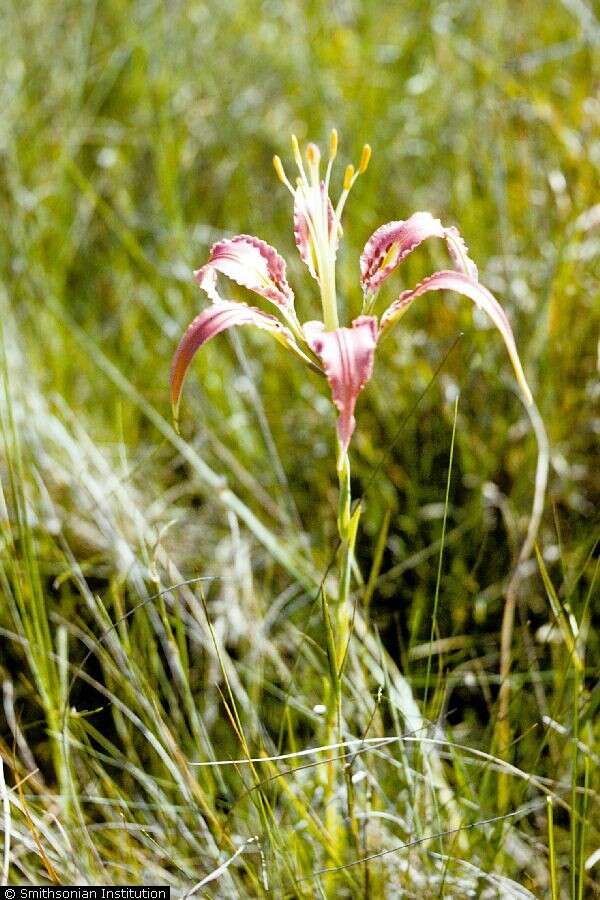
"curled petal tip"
360,212,478,295
196,234,295,310
170,301,297,423
380,269,533,407
444,226,479,280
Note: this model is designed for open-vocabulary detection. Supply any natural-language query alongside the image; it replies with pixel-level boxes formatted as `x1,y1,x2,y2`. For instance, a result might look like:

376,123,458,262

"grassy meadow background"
1,0,599,895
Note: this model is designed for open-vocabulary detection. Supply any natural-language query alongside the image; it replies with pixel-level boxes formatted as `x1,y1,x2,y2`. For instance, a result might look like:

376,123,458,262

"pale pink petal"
304,316,378,453
444,226,478,280
360,212,478,295
170,301,294,422
380,270,533,405
293,184,337,280
293,189,316,278
360,213,444,293
194,235,294,309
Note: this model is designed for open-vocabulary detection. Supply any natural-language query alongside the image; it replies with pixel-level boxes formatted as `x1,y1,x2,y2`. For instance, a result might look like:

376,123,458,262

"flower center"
273,131,371,331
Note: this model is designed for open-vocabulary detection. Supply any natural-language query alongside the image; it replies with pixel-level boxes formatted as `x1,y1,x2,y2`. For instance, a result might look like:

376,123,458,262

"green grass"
1,0,599,895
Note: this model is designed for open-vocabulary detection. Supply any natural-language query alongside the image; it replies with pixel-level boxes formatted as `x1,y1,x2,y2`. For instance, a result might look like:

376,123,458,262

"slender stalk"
578,749,590,900
0,757,10,887
423,394,459,711
320,444,364,873
571,664,580,900
496,398,549,809
547,796,558,900
363,508,391,621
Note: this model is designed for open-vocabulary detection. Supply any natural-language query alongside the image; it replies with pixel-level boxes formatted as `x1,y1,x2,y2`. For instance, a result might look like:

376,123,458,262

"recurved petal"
304,316,378,454
379,269,533,405
443,226,479,280
194,235,294,309
360,212,478,295
170,301,294,423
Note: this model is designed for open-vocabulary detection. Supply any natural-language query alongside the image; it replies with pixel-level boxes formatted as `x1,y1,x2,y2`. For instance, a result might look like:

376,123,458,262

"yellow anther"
291,134,303,169
272,155,287,184
343,163,355,191
381,241,399,270
306,142,321,166
358,143,372,174
329,129,338,160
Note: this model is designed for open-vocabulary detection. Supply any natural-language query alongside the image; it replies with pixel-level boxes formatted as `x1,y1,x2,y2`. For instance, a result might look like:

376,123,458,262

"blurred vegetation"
0,0,599,895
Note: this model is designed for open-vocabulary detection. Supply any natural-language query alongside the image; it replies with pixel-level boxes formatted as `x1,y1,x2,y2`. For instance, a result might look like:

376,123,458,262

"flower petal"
293,184,337,281
170,301,295,423
293,189,317,279
195,235,294,309
380,270,533,405
304,316,378,453
360,212,478,295
443,226,479,281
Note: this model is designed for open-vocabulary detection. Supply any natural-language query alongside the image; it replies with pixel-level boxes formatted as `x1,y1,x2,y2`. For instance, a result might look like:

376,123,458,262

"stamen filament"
335,188,350,223
291,134,308,186
335,150,368,223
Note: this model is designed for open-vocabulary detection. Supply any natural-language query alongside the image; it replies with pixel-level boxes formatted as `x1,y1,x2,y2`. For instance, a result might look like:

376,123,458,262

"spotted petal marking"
195,235,294,309
303,316,378,453
380,269,533,405
170,301,295,424
360,212,478,295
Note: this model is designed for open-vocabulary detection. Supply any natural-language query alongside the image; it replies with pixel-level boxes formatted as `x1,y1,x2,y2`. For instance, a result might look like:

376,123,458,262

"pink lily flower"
171,133,533,461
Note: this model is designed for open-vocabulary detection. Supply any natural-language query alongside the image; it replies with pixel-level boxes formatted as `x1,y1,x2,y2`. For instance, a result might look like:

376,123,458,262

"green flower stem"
322,444,362,863
320,260,339,331
334,447,362,712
